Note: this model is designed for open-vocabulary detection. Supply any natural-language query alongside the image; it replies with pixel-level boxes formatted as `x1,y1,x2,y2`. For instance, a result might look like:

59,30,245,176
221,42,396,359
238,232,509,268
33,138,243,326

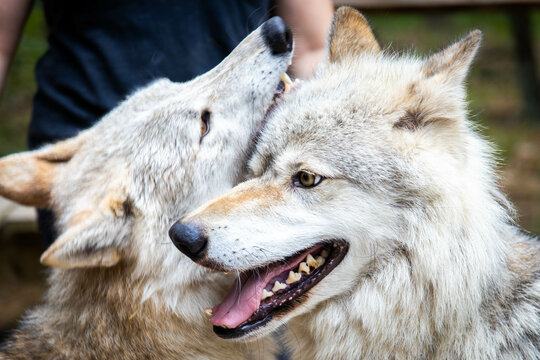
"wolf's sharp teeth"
280,73,292,93
204,308,213,317
286,271,302,285
316,256,326,266
306,254,319,268
321,249,329,258
272,281,287,293
298,262,310,274
262,289,274,300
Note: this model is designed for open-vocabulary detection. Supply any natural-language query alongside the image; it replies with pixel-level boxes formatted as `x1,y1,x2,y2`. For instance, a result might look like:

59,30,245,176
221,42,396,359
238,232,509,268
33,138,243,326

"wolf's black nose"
169,222,208,261
262,16,293,55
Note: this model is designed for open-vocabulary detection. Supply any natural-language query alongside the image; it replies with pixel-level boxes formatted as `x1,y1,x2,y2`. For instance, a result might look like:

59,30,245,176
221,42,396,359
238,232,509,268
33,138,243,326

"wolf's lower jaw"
211,240,349,339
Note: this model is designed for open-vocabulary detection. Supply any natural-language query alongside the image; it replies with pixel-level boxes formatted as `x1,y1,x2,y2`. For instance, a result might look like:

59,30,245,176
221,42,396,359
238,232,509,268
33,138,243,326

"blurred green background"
0,2,539,340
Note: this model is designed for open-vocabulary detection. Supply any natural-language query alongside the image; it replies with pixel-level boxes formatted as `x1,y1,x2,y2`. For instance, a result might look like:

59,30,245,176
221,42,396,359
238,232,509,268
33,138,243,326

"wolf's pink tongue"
210,245,323,328
210,271,271,328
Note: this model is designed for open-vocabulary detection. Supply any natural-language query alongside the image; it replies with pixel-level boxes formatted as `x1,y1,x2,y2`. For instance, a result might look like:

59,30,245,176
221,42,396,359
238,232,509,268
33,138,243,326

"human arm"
274,0,334,79
0,0,33,100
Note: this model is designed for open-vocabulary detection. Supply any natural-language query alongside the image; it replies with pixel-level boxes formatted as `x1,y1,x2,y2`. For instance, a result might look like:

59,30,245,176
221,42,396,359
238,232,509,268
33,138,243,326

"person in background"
0,0,334,246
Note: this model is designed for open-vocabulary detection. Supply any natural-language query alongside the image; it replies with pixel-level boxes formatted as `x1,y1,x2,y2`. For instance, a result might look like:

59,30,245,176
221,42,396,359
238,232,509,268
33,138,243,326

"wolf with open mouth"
170,7,540,360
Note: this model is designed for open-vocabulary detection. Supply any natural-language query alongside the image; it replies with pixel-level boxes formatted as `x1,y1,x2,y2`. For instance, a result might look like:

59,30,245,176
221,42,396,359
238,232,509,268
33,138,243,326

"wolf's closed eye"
200,110,211,140
293,170,324,188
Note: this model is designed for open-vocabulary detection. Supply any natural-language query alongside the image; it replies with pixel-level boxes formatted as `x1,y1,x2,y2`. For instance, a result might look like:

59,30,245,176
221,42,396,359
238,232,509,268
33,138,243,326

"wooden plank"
0,198,37,229
334,0,540,9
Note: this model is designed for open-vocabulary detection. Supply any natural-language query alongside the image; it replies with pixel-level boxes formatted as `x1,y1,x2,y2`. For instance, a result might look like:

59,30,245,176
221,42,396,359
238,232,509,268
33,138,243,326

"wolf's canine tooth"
306,254,319,268
286,271,302,285
204,308,213,317
280,73,292,93
316,256,326,266
262,289,274,300
299,262,310,274
272,281,287,293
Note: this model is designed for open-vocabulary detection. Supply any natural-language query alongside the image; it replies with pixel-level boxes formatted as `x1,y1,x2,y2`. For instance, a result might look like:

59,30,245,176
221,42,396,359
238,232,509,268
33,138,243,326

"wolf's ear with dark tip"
422,30,482,84
40,186,133,269
0,133,87,208
328,7,380,63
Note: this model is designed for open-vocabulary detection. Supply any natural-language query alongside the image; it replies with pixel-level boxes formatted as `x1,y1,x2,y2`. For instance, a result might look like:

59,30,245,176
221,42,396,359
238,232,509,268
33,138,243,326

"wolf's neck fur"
287,228,539,360
1,263,273,359
285,137,540,359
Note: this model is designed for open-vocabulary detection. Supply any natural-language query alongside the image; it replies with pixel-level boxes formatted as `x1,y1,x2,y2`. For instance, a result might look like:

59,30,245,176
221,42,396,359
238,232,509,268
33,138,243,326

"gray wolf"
170,8,540,359
0,17,292,359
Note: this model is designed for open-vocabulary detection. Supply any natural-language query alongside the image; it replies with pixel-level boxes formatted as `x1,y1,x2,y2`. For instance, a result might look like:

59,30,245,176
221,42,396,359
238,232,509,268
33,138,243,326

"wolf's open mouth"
207,241,349,339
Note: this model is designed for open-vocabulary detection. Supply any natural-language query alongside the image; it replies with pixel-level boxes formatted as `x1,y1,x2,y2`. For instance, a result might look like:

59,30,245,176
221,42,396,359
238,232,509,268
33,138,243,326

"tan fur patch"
0,155,56,207
203,183,282,216
69,210,93,226
38,140,81,162
103,189,132,217
0,134,84,207
41,243,121,269
98,176,134,218
329,7,380,63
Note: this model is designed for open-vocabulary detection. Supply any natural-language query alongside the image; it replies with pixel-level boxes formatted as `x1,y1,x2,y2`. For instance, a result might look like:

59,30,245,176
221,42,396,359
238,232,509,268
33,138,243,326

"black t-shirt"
29,0,272,149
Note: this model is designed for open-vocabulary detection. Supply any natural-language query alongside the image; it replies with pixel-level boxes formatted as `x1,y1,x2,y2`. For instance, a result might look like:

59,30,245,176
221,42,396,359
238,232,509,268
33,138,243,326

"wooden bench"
0,198,38,240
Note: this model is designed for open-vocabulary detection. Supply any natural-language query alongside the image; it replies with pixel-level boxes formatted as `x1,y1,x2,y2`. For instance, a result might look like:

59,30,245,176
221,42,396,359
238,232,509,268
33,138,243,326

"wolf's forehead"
251,104,394,179
281,56,421,121
251,57,422,177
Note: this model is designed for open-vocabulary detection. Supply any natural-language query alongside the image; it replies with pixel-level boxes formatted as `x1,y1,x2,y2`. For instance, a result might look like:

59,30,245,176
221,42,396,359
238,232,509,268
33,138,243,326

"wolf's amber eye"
293,170,323,188
200,110,211,140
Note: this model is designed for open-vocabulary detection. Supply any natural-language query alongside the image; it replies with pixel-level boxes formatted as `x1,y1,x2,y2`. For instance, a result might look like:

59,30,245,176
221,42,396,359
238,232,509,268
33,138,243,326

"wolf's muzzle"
261,17,293,55
169,222,208,261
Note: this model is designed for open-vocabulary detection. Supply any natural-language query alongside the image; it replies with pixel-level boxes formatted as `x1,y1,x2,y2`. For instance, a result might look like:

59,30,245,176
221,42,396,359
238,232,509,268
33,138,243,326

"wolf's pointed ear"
0,133,87,208
40,187,133,269
328,7,380,63
422,30,482,84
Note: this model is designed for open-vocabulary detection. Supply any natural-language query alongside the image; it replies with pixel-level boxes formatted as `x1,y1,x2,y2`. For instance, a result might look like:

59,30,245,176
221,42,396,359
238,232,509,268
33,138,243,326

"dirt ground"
0,231,45,341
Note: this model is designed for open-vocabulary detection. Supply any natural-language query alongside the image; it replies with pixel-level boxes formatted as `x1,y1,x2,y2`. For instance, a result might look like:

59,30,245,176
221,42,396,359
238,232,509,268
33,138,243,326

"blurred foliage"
0,1,47,156
0,5,538,235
